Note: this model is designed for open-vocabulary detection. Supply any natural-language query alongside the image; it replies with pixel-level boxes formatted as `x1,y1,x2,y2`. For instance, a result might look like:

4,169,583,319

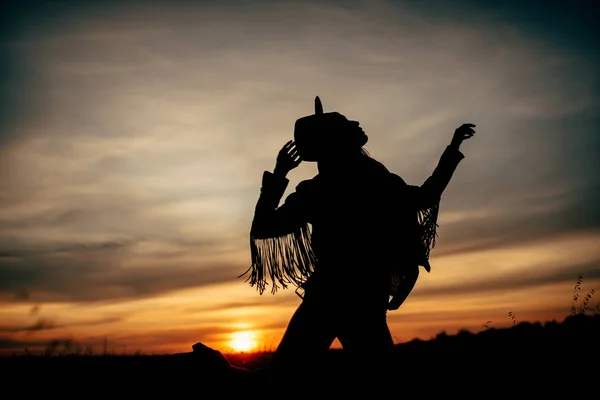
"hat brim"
293,113,366,162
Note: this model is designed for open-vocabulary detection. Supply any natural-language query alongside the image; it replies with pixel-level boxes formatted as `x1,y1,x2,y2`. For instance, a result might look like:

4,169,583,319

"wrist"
273,167,288,178
448,141,461,151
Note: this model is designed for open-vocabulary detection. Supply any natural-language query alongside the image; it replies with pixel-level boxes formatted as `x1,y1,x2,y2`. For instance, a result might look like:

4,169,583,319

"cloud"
413,259,600,299
0,237,247,303
0,316,123,333
184,294,301,315
0,317,58,333
0,337,64,351
432,183,600,256
0,0,598,337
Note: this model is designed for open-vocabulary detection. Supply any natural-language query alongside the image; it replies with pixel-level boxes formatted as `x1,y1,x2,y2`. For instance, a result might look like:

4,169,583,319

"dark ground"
2,314,598,397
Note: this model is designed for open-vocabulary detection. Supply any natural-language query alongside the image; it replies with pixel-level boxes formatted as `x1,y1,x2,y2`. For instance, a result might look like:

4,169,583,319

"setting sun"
229,331,257,353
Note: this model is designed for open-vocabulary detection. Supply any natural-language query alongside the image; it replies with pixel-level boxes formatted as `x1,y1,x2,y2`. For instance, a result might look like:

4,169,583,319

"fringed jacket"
242,145,464,310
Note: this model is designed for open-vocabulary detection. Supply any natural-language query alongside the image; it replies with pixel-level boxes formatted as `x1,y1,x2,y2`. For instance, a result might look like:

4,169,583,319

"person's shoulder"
294,176,320,194
381,172,410,199
387,172,407,186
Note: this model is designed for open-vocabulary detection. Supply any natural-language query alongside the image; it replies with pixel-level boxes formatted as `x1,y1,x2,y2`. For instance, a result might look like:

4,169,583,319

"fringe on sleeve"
388,202,440,310
239,223,317,295
417,202,439,272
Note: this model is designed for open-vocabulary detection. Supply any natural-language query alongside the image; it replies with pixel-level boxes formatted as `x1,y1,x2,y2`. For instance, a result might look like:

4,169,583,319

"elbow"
251,230,273,240
251,216,285,239
250,221,272,239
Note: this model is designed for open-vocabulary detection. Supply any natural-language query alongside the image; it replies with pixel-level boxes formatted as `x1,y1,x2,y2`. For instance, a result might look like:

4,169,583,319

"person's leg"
267,299,337,387
187,298,336,388
336,308,395,389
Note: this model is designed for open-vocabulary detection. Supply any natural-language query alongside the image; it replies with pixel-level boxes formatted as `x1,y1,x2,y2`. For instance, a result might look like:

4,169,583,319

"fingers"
458,123,476,139
284,143,299,157
458,124,475,132
279,140,302,166
282,140,293,151
290,145,301,159
279,141,296,158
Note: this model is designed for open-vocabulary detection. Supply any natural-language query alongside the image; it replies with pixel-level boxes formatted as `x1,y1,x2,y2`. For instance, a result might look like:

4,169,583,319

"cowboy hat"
293,96,368,162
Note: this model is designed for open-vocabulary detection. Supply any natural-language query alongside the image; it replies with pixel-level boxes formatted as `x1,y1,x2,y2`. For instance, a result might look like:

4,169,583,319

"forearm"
251,171,309,239
419,145,465,203
251,171,289,238
254,171,288,212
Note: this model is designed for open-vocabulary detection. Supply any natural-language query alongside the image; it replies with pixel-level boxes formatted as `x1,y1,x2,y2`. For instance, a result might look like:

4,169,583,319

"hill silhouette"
2,313,598,396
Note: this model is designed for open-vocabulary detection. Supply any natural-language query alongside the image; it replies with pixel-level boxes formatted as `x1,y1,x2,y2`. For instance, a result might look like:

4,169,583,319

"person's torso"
299,162,420,295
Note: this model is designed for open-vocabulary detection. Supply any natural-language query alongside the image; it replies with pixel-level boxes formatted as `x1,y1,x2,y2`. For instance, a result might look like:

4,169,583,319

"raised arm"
250,171,309,239
407,123,475,210
251,140,307,238
244,141,316,294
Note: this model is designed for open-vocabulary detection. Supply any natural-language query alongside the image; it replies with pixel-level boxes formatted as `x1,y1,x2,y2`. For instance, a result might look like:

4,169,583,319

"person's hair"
358,146,390,173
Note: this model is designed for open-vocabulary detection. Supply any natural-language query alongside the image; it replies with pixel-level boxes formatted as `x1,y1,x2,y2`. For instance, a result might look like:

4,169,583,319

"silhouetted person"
237,96,475,386
189,96,474,389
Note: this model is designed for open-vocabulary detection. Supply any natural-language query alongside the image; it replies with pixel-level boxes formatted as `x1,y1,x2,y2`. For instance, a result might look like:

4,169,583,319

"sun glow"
229,331,257,353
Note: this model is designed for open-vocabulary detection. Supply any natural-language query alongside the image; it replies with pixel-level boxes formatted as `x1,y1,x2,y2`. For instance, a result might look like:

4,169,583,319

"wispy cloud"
0,0,598,351
0,316,123,333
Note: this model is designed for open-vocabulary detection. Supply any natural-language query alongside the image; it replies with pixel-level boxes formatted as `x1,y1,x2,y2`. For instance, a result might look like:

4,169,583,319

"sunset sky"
1,0,598,356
